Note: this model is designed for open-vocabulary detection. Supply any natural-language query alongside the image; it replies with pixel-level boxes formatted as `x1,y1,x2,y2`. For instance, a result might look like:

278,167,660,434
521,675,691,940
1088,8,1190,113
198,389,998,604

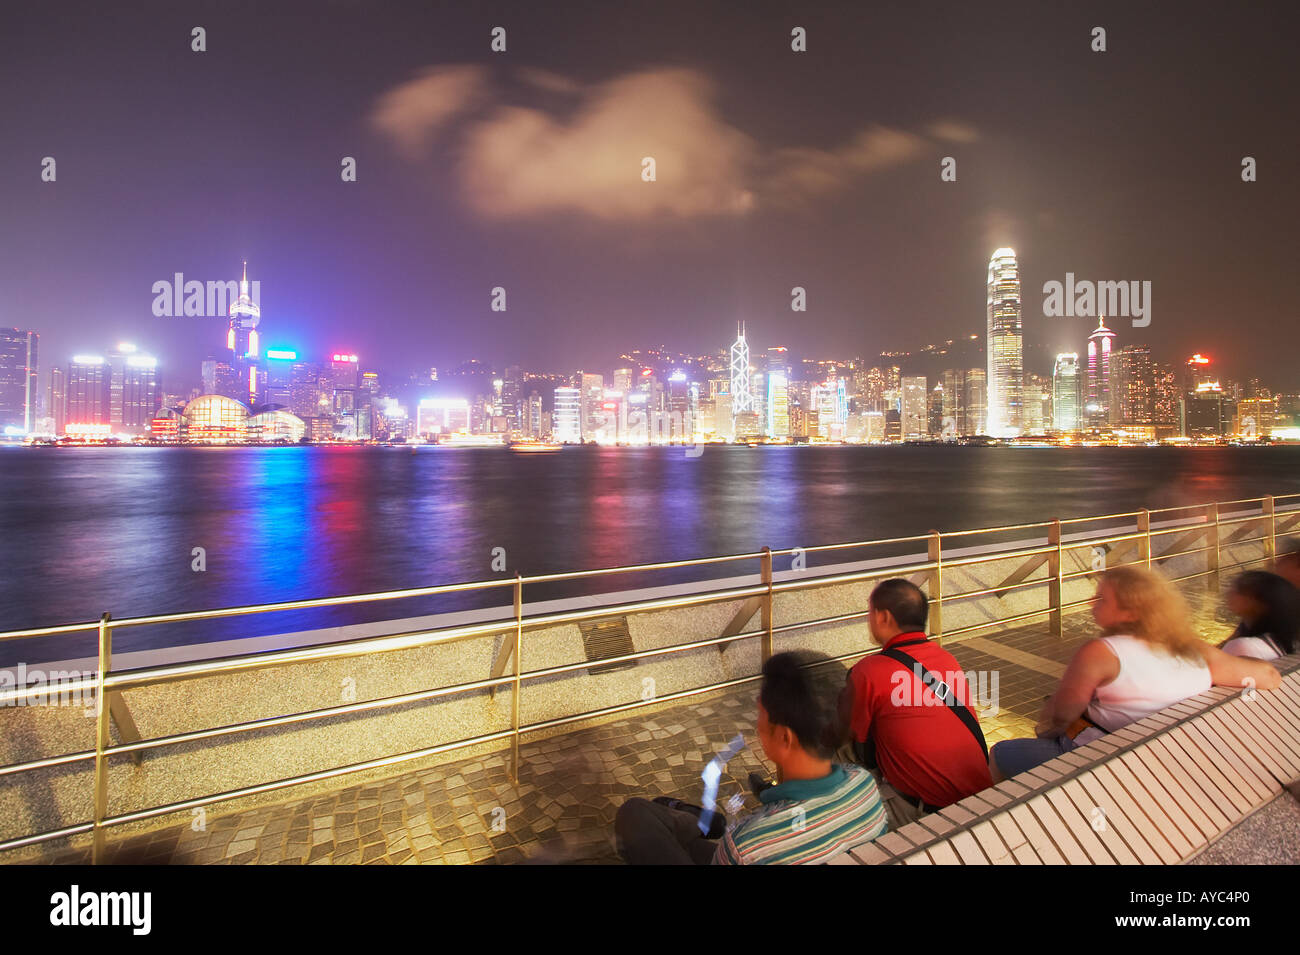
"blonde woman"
990,566,1281,782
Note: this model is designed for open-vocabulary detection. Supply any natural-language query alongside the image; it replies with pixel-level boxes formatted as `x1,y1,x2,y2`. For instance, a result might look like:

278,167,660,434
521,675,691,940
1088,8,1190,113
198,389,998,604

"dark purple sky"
3,0,1296,390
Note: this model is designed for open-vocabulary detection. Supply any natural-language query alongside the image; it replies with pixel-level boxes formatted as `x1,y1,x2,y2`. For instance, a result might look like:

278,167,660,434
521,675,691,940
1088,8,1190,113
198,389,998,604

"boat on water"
508,441,563,453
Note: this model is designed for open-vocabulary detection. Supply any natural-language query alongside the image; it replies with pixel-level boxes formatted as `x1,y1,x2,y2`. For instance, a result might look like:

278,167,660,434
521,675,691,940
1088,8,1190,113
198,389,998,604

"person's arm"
1035,639,1120,737
1196,642,1281,691
839,666,872,743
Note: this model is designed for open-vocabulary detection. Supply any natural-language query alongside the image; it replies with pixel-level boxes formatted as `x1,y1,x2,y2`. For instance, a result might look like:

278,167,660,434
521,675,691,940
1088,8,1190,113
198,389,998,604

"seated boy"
615,651,887,864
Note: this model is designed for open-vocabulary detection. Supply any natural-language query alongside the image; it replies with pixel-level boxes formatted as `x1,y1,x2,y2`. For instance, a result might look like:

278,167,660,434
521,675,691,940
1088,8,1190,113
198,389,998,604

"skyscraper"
65,355,111,427
767,371,790,438
105,343,159,435
48,365,66,435
729,324,752,419
1085,316,1118,428
1052,353,1081,431
965,368,987,435
902,375,928,439
986,248,1023,436
553,386,581,442
1113,343,1155,429
0,328,39,434
227,262,262,405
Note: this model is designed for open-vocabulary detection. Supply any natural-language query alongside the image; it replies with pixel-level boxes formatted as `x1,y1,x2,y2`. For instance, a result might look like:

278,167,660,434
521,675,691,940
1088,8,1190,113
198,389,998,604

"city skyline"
3,1,1297,388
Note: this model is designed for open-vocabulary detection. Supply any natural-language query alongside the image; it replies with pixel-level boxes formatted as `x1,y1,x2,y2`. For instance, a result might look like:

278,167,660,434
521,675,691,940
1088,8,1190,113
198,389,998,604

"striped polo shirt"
712,764,886,865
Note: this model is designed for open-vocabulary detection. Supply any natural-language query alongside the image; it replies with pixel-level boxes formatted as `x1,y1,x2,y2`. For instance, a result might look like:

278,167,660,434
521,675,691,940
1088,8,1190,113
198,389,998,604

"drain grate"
579,617,637,675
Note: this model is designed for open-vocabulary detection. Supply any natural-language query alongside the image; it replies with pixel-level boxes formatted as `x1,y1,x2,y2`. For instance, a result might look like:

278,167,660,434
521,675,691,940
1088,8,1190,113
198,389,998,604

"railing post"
1264,495,1276,563
928,531,943,643
1137,509,1151,568
510,574,522,784
1048,519,1063,638
760,547,773,663
91,612,111,865
1207,502,1221,592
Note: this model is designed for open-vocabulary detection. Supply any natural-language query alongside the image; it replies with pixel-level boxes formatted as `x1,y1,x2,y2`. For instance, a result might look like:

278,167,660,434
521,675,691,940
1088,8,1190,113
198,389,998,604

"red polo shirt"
845,632,992,808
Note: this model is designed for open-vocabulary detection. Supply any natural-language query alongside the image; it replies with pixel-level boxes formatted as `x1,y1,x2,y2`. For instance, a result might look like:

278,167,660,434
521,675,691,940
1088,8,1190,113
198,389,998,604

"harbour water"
1,444,1297,664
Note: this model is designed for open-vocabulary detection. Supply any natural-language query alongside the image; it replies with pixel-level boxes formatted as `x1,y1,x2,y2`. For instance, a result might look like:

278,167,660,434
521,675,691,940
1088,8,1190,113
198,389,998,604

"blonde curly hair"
1098,565,1204,662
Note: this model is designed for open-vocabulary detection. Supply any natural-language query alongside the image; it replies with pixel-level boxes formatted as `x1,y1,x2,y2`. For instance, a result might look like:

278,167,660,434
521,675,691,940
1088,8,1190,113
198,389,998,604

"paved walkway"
41,583,1238,865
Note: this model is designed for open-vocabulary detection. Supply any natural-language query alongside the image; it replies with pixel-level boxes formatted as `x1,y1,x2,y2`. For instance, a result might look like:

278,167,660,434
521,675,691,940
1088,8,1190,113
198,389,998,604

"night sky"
3,0,1296,389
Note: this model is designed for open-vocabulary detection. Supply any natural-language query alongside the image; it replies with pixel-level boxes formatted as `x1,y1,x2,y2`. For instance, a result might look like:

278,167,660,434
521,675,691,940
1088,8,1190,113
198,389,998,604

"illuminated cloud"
372,66,975,221
370,65,487,160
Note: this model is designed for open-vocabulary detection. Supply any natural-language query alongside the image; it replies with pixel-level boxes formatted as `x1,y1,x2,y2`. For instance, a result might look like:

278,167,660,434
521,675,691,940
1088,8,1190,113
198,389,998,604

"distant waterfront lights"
71,354,104,365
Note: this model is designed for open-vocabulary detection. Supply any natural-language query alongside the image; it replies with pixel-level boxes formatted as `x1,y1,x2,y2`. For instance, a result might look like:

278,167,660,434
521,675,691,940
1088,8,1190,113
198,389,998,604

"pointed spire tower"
730,322,752,417
1086,314,1117,428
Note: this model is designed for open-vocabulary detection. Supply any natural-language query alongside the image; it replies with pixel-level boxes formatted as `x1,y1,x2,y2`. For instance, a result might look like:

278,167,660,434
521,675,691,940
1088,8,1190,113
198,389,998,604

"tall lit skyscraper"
104,343,159,435
227,262,262,405
48,365,66,435
965,368,987,435
1052,353,1081,431
65,354,111,427
986,248,1023,436
553,386,581,442
1085,316,1118,428
1113,343,1154,428
0,328,39,434
729,324,752,420
901,376,928,439
767,371,789,438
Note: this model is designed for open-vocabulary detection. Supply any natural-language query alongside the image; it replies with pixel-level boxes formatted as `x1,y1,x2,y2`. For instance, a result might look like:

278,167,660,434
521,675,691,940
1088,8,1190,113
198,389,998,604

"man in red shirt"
840,578,992,823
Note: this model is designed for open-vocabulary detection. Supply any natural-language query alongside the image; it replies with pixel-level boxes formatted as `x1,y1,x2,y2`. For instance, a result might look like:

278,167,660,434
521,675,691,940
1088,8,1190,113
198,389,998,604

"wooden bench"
829,653,1300,865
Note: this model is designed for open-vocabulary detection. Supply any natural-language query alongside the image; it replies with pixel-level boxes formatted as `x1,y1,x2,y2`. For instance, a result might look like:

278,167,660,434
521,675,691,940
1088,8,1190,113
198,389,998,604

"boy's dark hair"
759,651,846,760
869,578,929,631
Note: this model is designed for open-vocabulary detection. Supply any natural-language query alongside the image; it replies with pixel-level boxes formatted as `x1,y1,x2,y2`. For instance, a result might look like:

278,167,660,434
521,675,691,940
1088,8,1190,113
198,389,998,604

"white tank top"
1220,636,1282,661
1085,635,1211,731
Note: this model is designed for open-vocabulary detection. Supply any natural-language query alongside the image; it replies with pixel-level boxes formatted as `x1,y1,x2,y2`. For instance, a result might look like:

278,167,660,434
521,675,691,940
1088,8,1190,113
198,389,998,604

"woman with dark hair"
1221,570,1300,660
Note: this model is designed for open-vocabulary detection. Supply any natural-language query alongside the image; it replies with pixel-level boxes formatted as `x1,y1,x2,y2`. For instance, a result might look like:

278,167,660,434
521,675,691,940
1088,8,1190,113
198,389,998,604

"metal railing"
1,491,1297,862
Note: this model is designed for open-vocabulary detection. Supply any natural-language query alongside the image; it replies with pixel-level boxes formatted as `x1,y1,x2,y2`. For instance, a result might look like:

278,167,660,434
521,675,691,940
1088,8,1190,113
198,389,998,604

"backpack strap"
878,641,989,761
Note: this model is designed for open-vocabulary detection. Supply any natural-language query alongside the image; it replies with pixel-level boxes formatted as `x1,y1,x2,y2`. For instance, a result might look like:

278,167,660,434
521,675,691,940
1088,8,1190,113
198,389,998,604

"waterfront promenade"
29,581,1292,866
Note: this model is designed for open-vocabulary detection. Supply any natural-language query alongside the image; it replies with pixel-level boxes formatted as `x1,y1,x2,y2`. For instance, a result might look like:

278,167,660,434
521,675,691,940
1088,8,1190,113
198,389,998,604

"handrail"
0,489,1293,861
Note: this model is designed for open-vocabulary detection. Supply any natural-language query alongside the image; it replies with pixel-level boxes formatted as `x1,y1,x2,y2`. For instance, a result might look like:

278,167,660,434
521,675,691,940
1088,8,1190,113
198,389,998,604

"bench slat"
970,819,1014,864
1009,801,1069,865
1185,720,1278,802
1128,738,1222,841
1204,706,1297,784
846,841,893,865
1107,755,1197,859
948,829,989,864
1250,693,1300,767
1045,786,1116,864
1086,765,1179,863
926,840,962,865
1163,725,1256,815
1070,773,1159,864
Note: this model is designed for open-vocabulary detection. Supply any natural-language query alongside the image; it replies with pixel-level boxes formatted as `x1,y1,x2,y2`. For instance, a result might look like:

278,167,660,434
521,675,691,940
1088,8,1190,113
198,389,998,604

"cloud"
763,126,928,203
371,65,975,222
928,120,979,143
370,65,487,160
